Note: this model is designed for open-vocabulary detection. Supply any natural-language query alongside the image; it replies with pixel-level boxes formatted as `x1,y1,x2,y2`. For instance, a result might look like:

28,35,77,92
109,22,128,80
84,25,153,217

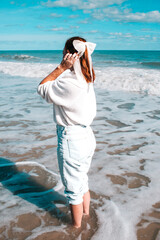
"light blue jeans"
56,124,96,205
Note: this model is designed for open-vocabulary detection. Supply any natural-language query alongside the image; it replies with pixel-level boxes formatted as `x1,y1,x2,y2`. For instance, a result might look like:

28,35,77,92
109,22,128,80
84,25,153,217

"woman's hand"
39,53,79,85
60,53,79,71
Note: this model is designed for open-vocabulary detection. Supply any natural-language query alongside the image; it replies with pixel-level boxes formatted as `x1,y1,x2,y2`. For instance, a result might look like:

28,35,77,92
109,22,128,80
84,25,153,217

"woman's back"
38,68,96,126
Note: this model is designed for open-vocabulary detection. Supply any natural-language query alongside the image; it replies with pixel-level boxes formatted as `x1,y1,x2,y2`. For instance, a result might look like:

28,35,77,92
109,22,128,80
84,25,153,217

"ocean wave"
95,66,160,95
140,61,160,69
0,61,56,78
0,54,38,61
0,61,160,95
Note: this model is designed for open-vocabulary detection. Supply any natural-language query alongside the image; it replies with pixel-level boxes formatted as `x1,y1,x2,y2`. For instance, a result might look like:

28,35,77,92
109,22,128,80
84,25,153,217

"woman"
37,36,96,228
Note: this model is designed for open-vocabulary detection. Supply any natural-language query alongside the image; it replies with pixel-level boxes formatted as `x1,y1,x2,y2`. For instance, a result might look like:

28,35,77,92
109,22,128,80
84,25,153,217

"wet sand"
0,202,98,240
0,158,99,240
137,202,160,240
1,88,160,239
0,152,160,240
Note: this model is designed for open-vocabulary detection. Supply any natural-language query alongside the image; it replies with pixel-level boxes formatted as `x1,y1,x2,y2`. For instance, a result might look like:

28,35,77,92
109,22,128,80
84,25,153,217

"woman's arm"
39,53,79,85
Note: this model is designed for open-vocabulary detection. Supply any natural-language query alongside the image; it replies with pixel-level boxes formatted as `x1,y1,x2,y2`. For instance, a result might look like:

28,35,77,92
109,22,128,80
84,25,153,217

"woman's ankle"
73,223,81,228
83,190,90,215
83,212,89,216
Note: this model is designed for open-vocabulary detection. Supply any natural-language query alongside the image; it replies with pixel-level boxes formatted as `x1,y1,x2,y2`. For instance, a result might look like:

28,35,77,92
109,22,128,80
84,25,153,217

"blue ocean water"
0,50,160,69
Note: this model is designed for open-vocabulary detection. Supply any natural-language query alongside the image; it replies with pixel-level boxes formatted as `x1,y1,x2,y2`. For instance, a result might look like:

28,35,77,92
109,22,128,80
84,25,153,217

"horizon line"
1,49,160,51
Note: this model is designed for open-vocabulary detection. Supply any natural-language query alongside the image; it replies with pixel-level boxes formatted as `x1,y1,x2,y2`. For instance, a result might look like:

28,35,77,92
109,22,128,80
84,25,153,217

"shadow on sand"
0,157,70,224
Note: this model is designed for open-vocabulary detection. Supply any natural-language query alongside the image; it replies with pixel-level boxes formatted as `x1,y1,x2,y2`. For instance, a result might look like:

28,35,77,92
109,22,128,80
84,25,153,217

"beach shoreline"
0,154,160,239
0,50,160,239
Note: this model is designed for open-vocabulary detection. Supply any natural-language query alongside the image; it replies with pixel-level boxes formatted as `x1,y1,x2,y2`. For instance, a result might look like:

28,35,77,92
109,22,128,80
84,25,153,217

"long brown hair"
64,36,95,83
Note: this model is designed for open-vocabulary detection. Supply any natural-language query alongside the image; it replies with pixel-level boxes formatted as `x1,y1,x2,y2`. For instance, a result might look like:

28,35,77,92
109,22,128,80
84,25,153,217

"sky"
0,0,160,50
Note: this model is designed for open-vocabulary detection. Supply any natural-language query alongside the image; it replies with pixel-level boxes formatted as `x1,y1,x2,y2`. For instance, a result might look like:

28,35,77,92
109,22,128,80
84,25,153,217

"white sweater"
37,69,96,127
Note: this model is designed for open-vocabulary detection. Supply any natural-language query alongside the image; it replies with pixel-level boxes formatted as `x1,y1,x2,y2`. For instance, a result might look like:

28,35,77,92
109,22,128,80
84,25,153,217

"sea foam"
0,61,56,78
95,66,160,95
0,61,160,95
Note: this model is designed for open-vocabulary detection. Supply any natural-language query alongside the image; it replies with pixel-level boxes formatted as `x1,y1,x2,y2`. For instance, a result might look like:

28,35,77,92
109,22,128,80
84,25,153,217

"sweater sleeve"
37,77,81,107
